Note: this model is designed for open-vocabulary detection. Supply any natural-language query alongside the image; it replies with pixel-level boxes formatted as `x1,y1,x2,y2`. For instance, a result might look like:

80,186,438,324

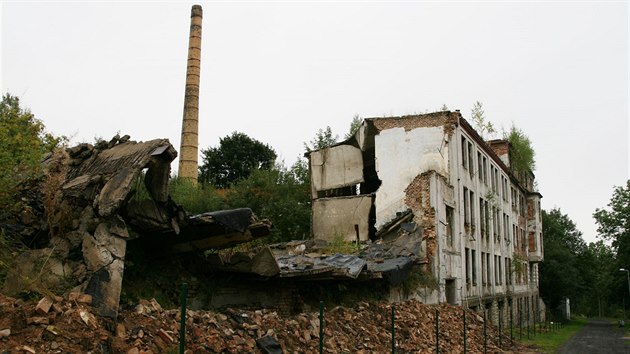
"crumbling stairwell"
2,136,180,318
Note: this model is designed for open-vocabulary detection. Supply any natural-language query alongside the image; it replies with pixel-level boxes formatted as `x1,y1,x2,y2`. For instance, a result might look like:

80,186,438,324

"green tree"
577,241,615,316
504,124,536,176
0,93,63,215
470,101,495,140
594,181,630,253
345,114,362,140
225,161,311,242
199,132,277,188
539,208,586,311
594,180,630,308
304,126,338,153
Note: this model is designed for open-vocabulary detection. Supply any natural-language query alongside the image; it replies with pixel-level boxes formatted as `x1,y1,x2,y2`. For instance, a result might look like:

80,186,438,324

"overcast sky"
2,1,628,243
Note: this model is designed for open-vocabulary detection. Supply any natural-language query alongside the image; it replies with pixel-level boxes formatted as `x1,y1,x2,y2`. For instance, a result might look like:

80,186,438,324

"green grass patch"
518,317,587,353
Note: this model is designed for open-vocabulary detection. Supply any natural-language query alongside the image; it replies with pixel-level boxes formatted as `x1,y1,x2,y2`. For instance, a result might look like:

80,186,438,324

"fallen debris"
0,293,531,353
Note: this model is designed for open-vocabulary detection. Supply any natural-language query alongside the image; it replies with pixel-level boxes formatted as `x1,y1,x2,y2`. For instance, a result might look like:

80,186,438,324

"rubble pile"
1,292,528,353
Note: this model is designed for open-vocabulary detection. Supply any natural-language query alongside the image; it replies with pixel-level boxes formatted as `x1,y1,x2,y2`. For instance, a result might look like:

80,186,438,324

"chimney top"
191,4,202,17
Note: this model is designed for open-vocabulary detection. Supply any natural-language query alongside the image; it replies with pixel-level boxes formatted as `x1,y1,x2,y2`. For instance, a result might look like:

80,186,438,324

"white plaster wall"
374,126,447,228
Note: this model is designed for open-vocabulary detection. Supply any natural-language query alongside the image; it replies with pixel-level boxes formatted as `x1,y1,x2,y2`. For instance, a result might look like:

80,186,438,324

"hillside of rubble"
0,292,536,353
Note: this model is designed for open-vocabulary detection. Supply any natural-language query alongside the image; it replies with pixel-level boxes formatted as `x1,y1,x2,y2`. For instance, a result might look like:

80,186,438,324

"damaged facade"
307,111,544,325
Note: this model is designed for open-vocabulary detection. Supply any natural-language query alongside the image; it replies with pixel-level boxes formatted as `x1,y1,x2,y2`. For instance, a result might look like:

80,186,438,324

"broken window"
479,198,486,238
469,190,475,228
468,141,474,178
484,200,490,241
463,187,470,226
486,253,492,286
465,247,471,285
445,205,454,247
471,249,477,286
477,151,483,182
505,257,511,285
528,231,536,252
461,137,468,170
481,252,486,285
482,156,488,185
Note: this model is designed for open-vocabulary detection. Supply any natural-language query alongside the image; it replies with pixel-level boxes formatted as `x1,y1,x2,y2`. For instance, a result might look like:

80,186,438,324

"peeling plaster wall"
374,126,448,229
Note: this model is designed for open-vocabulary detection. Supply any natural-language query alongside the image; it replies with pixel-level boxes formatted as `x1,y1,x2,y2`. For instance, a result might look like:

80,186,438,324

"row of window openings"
447,197,535,252
461,136,526,217
460,188,515,242
464,249,534,286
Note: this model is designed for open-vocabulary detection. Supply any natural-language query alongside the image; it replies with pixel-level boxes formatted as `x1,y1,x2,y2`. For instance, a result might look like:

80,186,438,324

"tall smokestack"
178,4,203,184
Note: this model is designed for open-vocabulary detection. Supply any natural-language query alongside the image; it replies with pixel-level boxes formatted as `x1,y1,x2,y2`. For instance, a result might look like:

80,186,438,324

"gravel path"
558,318,630,354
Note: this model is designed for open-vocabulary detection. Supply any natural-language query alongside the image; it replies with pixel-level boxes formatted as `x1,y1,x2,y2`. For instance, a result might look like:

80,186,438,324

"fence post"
510,299,513,345
179,282,188,354
463,308,467,354
527,301,531,339
435,308,439,354
483,310,487,354
392,304,395,354
319,301,324,354
499,304,505,348
519,301,522,340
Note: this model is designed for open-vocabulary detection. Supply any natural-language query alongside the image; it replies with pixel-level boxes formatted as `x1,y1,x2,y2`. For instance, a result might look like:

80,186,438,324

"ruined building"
307,111,544,324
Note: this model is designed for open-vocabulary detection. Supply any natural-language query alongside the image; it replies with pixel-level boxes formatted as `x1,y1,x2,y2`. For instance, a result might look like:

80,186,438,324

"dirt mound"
0,293,528,353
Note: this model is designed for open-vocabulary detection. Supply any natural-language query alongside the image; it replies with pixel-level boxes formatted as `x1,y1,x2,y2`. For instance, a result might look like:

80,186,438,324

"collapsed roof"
2,136,271,318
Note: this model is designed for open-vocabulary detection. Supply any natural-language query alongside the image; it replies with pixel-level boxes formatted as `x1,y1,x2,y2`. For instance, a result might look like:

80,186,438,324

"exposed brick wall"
404,172,436,263
371,112,459,133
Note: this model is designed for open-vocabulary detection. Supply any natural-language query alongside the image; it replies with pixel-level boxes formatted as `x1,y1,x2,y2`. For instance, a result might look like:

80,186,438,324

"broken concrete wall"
3,136,179,318
312,196,373,242
310,144,364,196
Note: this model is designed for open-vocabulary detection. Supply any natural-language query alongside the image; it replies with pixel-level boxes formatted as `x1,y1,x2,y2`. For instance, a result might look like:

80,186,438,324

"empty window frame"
465,248,471,285
469,190,475,228
486,253,492,285
477,151,483,182
472,249,477,286
468,141,474,178
481,252,486,285
463,187,470,225
461,137,468,170
445,205,454,247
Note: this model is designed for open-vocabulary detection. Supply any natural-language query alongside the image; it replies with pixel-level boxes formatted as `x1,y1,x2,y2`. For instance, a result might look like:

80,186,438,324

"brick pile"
0,293,530,353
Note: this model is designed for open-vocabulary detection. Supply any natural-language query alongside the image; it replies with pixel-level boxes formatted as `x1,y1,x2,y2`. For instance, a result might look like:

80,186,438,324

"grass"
518,317,587,353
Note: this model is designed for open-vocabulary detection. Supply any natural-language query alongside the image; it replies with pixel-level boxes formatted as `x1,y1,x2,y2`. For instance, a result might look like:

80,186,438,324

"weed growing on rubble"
326,233,359,254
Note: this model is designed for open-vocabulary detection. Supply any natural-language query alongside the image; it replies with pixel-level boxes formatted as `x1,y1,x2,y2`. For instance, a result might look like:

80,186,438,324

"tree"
345,114,362,140
504,124,536,176
225,161,311,242
594,181,630,282
199,132,277,188
304,126,338,153
0,93,63,215
470,101,495,140
539,208,586,311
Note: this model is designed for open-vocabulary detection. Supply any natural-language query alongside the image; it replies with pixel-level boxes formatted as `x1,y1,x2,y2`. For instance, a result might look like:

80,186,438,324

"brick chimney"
178,4,203,184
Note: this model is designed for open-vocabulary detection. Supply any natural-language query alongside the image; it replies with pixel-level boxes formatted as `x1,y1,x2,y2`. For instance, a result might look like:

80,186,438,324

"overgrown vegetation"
470,101,495,140
0,93,65,216
504,124,536,176
0,93,65,286
325,233,359,254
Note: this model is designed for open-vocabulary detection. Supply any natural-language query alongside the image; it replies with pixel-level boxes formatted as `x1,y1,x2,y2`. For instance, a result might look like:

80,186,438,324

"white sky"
2,1,628,243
